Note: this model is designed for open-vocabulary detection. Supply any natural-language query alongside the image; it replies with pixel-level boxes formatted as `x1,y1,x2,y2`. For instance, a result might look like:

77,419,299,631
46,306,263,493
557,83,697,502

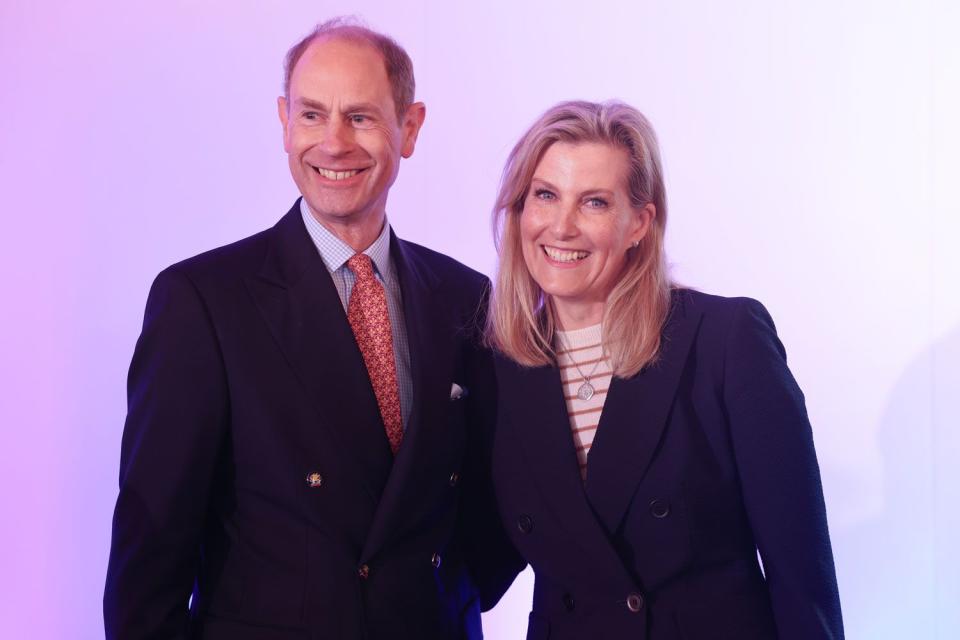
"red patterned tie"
346,254,403,455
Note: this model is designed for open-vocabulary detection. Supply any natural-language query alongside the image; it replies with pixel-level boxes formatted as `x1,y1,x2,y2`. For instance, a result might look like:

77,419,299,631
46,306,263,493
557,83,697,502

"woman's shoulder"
669,287,783,362
671,287,774,326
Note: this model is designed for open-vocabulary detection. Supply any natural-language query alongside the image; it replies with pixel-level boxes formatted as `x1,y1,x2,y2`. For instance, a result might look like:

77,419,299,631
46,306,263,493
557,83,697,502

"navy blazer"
104,202,522,640
492,289,843,640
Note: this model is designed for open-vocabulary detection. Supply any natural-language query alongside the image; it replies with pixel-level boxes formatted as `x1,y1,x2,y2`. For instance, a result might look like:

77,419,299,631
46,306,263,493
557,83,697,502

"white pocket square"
450,383,467,401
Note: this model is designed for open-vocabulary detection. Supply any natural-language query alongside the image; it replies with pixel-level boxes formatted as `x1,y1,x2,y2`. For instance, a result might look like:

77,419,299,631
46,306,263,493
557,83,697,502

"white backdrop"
1,0,958,637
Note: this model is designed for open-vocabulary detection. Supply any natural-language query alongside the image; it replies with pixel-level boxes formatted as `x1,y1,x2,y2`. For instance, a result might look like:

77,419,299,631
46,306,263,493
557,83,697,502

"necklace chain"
560,337,604,401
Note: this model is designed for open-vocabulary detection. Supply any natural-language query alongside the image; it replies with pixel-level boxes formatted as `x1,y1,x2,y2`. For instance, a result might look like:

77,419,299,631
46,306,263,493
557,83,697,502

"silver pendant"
577,381,595,401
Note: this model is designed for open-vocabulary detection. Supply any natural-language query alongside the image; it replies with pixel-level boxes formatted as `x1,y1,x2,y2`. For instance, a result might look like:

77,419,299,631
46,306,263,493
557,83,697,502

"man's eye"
534,189,556,201
303,111,319,120
350,114,371,126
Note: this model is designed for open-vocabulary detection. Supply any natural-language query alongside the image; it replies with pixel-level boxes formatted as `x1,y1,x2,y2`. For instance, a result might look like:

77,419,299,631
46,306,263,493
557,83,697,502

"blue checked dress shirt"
300,199,413,430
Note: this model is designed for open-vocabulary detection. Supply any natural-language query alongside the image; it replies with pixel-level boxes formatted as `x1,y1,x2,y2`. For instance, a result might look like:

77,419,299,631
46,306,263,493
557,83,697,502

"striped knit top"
555,323,611,479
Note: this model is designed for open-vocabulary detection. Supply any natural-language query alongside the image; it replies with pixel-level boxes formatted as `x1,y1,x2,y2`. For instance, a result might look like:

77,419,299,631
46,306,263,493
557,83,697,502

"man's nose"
319,117,354,155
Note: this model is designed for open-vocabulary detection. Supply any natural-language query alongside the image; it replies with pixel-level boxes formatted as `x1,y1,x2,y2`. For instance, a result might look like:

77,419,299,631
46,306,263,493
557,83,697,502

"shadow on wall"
837,325,960,639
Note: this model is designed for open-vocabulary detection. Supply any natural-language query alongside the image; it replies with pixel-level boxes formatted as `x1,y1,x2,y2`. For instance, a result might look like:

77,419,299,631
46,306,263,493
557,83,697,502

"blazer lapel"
244,204,394,502
584,294,704,536
504,359,631,572
361,234,454,562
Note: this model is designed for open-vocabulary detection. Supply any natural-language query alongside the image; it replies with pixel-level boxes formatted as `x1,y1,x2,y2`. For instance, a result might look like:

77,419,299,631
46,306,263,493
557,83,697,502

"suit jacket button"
358,564,370,579
649,498,670,518
306,472,323,488
448,472,460,487
626,593,644,613
517,514,534,534
562,593,575,612
431,553,442,568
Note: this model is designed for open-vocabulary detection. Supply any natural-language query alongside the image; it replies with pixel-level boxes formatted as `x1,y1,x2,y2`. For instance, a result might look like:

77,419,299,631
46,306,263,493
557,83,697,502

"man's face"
278,37,424,234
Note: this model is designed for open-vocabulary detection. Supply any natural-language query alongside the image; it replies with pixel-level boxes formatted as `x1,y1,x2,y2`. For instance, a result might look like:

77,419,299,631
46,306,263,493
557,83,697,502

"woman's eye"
585,197,608,208
534,189,556,201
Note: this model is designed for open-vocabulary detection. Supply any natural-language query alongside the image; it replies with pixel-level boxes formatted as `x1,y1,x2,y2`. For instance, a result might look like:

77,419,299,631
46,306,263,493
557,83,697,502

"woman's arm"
723,297,844,640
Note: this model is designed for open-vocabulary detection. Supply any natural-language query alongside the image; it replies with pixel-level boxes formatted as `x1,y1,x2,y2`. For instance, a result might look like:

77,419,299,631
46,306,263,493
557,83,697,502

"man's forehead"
289,36,391,103
295,36,386,80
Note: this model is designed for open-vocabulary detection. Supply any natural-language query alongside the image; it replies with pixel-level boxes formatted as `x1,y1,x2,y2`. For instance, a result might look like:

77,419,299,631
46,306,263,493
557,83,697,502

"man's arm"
104,267,229,639
456,281,526,610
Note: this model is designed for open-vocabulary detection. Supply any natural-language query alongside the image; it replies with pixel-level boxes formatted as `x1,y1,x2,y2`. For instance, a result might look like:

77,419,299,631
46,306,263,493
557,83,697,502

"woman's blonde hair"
487,100,672,378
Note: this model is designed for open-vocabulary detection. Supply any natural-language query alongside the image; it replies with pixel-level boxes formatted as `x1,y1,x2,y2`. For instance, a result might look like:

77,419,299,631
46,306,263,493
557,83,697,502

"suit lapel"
584,294,703,536
503,358,630,571
361,234,454,562
244,204,393,502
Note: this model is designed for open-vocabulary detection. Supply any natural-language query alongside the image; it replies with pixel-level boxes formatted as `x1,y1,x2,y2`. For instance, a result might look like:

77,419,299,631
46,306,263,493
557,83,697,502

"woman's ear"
628,202,656,248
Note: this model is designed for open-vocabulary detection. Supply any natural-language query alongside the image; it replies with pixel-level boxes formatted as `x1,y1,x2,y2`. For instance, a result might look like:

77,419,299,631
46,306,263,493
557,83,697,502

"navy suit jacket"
492,289,843,640
104,202,522,639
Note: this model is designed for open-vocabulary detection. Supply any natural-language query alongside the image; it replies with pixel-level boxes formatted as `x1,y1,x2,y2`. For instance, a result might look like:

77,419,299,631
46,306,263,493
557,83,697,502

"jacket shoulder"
161,225,273,285
400,239,489,293
672,287,771,324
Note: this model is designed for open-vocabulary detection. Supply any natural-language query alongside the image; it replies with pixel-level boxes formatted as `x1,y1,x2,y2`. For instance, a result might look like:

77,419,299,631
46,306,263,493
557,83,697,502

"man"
104,18,522,639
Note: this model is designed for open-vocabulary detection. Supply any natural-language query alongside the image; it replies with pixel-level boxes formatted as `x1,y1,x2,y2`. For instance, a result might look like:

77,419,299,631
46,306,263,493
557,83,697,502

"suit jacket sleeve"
456,280,526,611
723,298,844,639
104,267,230,639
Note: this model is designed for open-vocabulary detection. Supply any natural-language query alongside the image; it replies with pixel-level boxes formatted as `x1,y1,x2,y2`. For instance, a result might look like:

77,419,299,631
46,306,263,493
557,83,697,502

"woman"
487,101,843,639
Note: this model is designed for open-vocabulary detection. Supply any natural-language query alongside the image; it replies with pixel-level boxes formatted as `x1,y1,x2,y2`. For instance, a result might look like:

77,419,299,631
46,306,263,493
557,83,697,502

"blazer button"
305,472,323,488
649,499,670,519
358,564,370,580
562,593,575,612
431,552,442,568
626,593,644,613
448,471,460,487
517,514,534,534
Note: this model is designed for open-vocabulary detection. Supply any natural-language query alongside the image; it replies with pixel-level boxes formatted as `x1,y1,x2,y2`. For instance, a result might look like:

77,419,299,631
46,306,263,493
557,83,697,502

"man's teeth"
315,167,361,180
543,246,589,263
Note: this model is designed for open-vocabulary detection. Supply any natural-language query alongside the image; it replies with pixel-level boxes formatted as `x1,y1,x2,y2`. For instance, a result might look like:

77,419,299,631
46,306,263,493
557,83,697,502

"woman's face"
519,141,653,329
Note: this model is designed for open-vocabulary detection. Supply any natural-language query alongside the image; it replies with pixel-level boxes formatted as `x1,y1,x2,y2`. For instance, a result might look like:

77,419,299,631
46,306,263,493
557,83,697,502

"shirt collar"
299,198,394,282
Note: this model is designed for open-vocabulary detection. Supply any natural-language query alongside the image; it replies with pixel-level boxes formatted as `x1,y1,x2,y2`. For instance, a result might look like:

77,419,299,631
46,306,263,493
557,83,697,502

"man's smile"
311,165,368,181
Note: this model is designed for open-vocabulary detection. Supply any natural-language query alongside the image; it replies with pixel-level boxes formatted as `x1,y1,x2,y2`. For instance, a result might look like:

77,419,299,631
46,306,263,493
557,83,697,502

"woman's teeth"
315,167,361,180
543,246,589,263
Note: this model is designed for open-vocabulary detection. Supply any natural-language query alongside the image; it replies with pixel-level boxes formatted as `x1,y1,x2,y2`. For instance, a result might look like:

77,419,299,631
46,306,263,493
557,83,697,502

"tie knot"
347,253,376,282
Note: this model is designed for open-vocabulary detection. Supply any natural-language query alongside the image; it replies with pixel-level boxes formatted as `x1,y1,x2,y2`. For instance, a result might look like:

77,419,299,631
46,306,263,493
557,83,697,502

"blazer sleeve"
455,280,527,610
103,267,230,639
722,298,844,640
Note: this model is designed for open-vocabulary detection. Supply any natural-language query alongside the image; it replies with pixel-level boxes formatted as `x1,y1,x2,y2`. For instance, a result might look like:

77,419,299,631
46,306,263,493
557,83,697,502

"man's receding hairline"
286,33,390,96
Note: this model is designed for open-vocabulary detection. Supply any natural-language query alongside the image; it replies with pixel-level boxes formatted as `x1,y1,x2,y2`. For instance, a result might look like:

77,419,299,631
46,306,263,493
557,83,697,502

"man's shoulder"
162,221,278,285
397,238,489,292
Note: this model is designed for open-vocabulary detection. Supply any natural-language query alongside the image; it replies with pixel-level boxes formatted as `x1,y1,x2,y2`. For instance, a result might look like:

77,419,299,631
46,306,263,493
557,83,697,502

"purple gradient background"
1,1,958,638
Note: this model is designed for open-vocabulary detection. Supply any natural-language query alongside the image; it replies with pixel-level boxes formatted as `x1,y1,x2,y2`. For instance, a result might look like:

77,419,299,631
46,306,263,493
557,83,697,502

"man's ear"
277,96,291,152
400,102,426,158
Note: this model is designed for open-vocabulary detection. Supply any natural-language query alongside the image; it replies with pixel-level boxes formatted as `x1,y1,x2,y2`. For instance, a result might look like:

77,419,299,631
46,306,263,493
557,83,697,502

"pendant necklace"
562,340,604,401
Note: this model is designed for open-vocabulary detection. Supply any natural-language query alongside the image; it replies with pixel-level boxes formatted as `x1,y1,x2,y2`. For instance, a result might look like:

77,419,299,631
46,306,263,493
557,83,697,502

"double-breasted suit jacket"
104,202,521,640
492,289,844,640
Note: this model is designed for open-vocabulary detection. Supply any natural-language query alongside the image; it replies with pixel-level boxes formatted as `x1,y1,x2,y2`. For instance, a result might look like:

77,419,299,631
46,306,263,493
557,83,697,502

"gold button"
306,472,323,488
358,564,370,579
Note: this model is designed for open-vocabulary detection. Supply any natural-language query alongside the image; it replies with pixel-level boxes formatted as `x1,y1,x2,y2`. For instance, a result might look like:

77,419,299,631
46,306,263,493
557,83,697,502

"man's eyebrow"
295,98,329,112
340,102,384,114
